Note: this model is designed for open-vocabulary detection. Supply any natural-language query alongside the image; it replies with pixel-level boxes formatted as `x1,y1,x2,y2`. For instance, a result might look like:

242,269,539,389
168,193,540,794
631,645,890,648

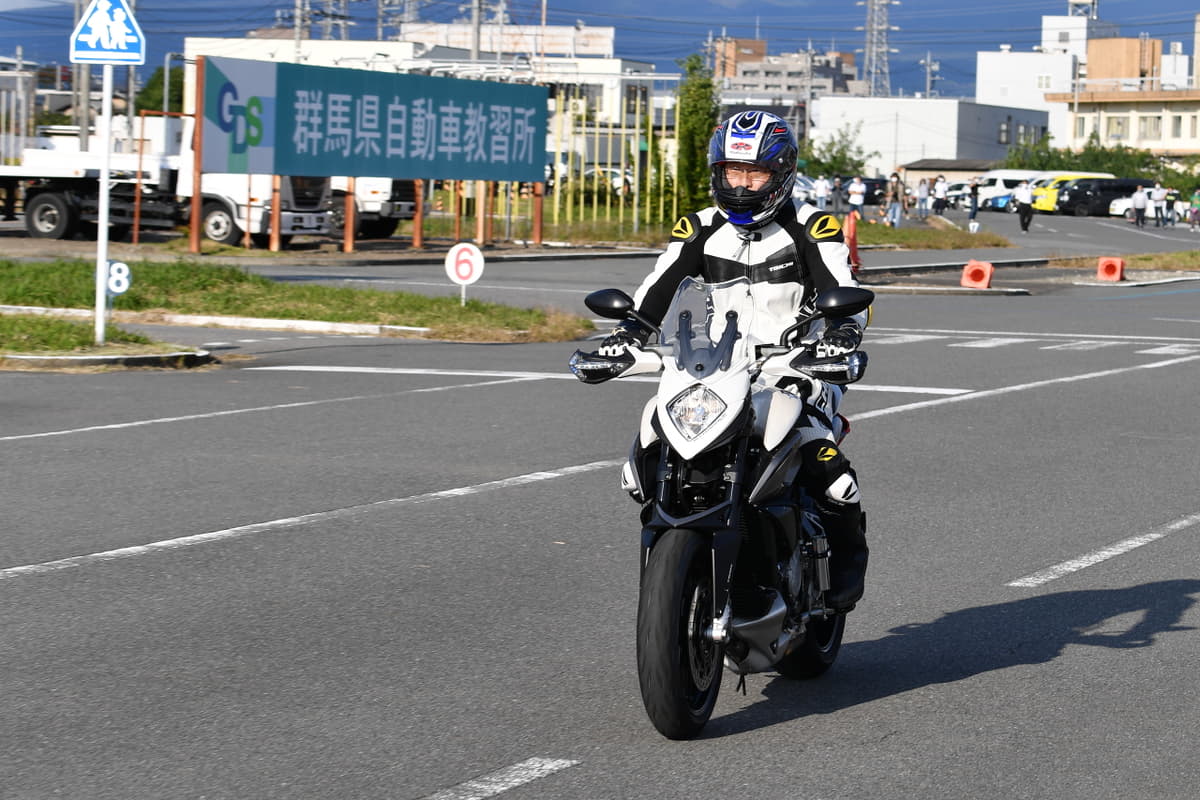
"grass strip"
0,259,592,346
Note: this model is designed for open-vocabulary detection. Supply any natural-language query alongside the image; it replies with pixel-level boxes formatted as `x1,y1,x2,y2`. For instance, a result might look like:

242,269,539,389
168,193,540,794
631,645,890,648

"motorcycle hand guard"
788,349,868,385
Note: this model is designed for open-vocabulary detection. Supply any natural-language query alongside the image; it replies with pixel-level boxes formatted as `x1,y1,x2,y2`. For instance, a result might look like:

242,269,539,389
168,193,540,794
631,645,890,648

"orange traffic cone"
1097,256,1125,282
961,259,994,289
845,209,861,276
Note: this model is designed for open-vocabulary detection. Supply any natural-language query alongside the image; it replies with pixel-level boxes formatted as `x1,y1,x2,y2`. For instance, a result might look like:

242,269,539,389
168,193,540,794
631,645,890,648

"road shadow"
705,579,1200,738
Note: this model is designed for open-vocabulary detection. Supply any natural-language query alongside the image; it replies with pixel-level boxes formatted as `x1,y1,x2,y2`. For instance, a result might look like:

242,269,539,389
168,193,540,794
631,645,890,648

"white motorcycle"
569,276,874,739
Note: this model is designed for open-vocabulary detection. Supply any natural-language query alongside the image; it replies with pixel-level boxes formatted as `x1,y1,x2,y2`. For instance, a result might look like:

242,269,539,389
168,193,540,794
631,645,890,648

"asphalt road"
3,219,1200,798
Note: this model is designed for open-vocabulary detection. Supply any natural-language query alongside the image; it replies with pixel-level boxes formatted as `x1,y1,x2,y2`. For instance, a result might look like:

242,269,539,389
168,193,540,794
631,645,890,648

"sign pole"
70,0,146,345
93,63,113,346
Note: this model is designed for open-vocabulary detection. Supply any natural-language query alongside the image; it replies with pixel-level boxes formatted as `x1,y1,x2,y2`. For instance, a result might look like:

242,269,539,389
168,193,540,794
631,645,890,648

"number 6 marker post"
445,242,485,306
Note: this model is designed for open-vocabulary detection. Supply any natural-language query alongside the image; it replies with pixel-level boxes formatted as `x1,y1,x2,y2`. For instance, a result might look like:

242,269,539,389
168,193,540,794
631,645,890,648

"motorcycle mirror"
816,286,875,318
584,288,636,319
778,286,876,347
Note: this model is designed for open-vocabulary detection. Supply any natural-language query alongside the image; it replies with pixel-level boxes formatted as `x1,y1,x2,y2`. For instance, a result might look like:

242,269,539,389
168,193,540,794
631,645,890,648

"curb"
1,350,215,368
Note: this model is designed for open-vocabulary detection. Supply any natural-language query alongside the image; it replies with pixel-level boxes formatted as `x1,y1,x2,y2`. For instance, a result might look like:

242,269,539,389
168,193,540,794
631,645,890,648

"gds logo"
216,81,264,155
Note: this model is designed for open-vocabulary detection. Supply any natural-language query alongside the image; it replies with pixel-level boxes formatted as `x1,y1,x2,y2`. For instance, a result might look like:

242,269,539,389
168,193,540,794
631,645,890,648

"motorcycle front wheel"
636,528,723,739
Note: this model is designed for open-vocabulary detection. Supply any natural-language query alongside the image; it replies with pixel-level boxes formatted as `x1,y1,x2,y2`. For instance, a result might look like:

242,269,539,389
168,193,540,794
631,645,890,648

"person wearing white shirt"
1150,182,1168,227
1014,180,1035,233
813,175,831,210
932,175,948,215
847,176,867,215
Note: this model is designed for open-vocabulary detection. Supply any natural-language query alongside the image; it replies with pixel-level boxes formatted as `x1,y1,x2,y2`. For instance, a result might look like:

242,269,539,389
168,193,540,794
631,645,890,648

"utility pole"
470,0,481,61
74,0,89,151
919,50,940,96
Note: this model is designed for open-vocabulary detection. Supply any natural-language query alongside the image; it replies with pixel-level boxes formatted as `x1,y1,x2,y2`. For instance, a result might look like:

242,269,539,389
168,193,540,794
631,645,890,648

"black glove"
598,320,650,357
815,318,862,358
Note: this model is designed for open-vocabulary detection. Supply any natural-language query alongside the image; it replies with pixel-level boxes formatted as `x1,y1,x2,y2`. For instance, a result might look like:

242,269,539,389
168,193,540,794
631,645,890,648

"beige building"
713,38,766,81
1046,35,1200,158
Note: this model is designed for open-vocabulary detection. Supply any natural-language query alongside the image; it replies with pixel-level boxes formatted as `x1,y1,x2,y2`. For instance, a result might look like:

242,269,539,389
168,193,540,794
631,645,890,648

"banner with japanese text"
202,57,548,181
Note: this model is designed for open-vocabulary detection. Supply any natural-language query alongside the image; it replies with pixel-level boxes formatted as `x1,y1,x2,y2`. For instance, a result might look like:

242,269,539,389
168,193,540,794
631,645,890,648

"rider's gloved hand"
815,318,862,358
598,320,650,357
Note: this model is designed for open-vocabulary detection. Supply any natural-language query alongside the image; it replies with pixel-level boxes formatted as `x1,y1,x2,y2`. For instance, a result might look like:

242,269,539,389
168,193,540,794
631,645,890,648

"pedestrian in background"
1131,185,1148,228
847,176,867,217
830,176,846,216
1165,186,1181,226
967,179,980,233
915,178,929,220
1150,182,1168,227
1014,179,1034,233
884,172,906,228
932,175,948,215
1189,187,1200,231
813,175,831,210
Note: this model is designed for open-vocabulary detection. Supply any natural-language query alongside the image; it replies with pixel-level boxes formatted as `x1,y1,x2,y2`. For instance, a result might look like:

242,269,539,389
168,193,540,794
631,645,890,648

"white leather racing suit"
631,198,867,506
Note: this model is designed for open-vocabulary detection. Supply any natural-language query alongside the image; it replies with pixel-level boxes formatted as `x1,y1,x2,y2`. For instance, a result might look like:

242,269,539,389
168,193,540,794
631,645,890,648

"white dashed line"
420,758,580,800
1007,511,1200,587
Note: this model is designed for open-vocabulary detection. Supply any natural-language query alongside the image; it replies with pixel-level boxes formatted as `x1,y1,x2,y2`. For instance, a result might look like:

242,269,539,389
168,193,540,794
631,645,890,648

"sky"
1,0,1198,97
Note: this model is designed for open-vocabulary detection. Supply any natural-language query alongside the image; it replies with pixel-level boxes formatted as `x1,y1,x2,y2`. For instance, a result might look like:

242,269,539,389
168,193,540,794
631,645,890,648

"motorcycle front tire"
636,528,723,739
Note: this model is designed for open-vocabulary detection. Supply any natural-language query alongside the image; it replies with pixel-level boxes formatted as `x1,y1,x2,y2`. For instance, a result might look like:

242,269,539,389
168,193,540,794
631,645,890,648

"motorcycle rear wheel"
636,528,723,739
775,613,846,679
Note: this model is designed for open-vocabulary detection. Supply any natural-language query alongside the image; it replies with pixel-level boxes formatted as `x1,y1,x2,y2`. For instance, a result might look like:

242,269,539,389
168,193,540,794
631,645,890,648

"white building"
976,47,1076,147
810,96,1047,178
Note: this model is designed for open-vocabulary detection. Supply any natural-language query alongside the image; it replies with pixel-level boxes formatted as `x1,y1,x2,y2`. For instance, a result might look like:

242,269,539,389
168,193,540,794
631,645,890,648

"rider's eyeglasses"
723,163,772,184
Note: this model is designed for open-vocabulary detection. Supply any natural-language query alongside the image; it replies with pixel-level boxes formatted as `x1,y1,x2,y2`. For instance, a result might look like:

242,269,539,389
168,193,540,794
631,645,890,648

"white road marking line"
851,353,1200,421
866,333,951,345
1137,344,1200,355
247,365,969,395
421,758,580,800
0,379,532,443
868,325,1200,344
1007,511,1200,588
0,460,624,579
1038,341,1124,351
948,337,1041,349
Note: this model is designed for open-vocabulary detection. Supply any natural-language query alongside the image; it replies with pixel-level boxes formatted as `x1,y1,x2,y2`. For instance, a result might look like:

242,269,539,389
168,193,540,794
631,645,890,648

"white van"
974,169,1045,207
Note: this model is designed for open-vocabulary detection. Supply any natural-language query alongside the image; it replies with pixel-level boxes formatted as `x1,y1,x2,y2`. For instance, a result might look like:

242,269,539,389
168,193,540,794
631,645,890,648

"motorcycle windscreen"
661,277,757,378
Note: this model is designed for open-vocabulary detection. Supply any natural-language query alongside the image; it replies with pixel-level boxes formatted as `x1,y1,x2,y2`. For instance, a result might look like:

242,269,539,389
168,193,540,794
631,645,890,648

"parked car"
792,174,817,202
1031,172,1114,213
944,181,970,210
983,193,1018,213
1056,177,1144,216
582,166,633,195
1110,191,1189,221
975,169,1041,207
857,177,887,205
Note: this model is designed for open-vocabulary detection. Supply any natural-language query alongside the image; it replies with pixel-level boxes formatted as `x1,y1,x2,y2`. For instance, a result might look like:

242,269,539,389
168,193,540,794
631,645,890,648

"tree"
1002,136,1200,187
135,66,185,114
797,121,878,178
674,54,719,211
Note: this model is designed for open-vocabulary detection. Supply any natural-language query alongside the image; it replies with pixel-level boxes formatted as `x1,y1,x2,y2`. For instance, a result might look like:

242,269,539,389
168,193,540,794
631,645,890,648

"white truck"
0,115,330,245
328,175,420,240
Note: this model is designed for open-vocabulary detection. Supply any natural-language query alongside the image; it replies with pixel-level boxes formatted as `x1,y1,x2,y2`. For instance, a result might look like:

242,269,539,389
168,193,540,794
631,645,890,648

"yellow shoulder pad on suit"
671,215,697,241
806,213,842,241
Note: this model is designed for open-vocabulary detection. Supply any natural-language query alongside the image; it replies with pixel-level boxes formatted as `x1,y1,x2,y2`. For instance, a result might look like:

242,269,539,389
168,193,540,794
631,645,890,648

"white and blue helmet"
708,110,798,228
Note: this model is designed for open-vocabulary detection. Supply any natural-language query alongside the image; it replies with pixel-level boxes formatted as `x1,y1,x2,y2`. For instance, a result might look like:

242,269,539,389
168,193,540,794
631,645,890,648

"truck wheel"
202,202,241,245
328,197,362,239
250,233,293,249
360,218,398,239
25,194,78,239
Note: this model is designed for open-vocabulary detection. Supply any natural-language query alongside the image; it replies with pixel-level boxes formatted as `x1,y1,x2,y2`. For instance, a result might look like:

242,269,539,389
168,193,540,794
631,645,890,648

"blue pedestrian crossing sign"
70,0,145,65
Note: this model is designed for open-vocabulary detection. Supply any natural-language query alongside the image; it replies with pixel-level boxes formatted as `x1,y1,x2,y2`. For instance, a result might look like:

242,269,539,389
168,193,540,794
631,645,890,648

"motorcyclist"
598,109,870,612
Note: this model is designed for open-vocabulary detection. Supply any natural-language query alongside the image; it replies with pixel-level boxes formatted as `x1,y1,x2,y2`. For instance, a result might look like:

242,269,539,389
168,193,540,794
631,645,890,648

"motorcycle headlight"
667,384,727,440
